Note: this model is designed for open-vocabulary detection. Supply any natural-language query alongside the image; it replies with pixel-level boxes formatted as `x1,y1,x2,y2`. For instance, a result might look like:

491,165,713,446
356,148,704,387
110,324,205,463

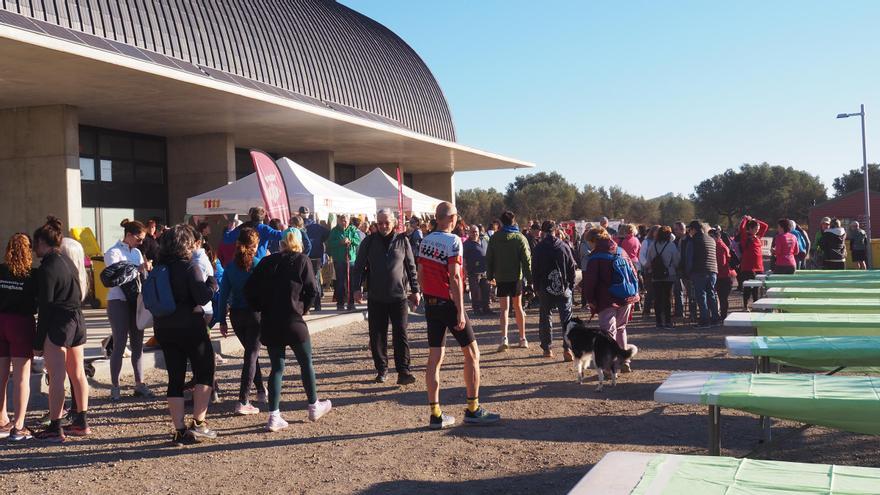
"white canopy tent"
186,157,377,221
344,167,442,216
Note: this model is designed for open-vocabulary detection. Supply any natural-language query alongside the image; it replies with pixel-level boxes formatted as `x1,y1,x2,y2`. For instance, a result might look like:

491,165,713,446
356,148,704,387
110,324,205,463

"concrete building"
0,1,532,246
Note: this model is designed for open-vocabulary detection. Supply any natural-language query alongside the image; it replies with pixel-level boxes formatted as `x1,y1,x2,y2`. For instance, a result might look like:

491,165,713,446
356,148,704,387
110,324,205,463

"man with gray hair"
352,209,421,384
418,202,500,429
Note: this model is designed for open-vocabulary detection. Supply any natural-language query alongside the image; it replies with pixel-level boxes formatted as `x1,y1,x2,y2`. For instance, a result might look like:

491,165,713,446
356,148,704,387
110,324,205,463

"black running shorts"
495,280,523,297
425,297,475,348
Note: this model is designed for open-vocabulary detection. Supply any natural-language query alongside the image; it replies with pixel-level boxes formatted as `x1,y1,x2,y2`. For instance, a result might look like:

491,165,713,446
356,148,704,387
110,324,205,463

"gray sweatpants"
107,299,144,387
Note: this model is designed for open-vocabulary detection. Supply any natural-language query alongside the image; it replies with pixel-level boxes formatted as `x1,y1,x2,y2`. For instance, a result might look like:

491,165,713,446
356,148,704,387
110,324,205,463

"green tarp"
758,298,880,314
750,336,880,369
746,313,880,337
768,271,880,279
698,373,880,435
631,454,880,495
764,279,880,289
767,288,880,299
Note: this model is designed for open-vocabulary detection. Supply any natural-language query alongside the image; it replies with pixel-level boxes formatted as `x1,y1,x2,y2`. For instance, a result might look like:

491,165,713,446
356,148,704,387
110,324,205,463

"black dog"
564,317,637,391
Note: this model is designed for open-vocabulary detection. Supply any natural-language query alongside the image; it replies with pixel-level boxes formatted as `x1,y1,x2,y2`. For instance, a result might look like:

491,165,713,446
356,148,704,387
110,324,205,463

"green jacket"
327,225,361,262
486,229,532,284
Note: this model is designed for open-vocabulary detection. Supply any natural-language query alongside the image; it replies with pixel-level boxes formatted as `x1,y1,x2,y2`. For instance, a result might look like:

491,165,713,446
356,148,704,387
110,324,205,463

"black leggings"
716,277,732,319
741,271,762,306
652,281,673,326
230,309,265,404
160,329,215,398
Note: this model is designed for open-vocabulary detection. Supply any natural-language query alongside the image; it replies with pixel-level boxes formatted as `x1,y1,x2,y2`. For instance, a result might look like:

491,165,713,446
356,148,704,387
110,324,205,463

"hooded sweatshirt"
531,234,577,296
819,227,847,262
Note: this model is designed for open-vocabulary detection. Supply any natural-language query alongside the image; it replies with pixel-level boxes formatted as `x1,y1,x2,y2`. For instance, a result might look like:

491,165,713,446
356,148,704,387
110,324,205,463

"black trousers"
652,281,673,326
230,309,265,404
367,299,410,374
716,277,732,319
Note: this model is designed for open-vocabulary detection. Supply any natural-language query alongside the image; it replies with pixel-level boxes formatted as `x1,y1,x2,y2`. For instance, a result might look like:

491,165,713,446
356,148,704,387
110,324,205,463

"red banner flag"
250,149,290,222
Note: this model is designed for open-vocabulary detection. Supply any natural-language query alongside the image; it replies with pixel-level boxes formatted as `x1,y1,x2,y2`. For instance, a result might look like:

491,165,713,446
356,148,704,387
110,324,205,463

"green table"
765,287,880,299
774,269,880,277
726,335,880,369
724,312,880,336
752,297,880,313
762,279,880,289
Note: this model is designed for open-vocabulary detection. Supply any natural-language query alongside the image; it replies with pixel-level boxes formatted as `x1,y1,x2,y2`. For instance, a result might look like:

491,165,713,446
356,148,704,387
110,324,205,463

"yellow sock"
429,403,442,418
467,397,479,413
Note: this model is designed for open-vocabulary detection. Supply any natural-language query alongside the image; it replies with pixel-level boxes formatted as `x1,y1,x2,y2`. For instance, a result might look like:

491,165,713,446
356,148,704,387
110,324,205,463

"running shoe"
375,371,387,383
110,386,122,402
428,413,455,430
396,373,416,386
543,349,554,358
133,383,155,398
497,338,509,352
211,390,220,403
65,422,91,437
463,407,501,426
257,387,268,404
9,426,33,442
189,420,217,439
266,414,289,432
0,422,12,439
307,399,332,422
34,427,66,443
621,362,632,373
171,429,199,446
235,402,260,415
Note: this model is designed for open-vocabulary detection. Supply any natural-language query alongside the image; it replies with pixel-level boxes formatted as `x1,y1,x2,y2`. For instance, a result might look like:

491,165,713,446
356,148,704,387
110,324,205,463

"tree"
627,197,660,224
657,195,696,226
600,186,634,220
505,172,577,220
692,163,826,226
455,188,505,225
831,164,880,197
571,185,603,220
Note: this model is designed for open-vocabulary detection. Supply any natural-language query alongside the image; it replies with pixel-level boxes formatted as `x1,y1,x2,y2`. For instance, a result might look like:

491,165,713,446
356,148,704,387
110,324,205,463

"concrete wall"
412,171,454,204
167,133,235,222
291,150,334,181
0,105,82,242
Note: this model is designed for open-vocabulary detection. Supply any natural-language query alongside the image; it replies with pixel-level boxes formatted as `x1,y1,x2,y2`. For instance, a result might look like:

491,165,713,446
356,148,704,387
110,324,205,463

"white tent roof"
186,157,377,220
344,168,442,216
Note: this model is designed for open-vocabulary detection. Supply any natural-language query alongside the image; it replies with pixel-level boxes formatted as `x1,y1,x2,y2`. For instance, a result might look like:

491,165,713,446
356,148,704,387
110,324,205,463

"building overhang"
0,23,534,174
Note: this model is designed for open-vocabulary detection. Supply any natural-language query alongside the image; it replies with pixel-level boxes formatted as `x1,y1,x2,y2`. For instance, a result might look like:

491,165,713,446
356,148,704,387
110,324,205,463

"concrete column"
290,150,334,181
0,105,81,242
167,133,235,222
412,171,455,204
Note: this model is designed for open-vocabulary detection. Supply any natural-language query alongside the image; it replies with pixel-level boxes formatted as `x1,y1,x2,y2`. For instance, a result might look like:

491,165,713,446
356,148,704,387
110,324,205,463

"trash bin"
91,255,108,309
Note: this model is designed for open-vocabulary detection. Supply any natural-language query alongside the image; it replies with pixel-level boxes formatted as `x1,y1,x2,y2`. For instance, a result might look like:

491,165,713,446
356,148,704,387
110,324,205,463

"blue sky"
342,0,880,199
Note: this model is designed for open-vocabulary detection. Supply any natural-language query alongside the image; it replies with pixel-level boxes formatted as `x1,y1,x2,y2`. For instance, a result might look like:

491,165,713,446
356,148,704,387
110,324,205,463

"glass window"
99,133,132,159
79,128,96,155
80,157,96,181
133,139,164,162
100,160,112,182
335,164,356,185
136,164,165,184
100,160,134,182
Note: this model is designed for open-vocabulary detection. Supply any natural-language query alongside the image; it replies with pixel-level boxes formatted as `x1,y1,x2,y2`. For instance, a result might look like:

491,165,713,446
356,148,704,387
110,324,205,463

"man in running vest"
418,202,501,429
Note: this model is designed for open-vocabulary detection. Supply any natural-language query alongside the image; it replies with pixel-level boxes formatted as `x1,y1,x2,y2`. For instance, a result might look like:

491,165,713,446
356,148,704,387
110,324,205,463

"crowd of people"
0,203,869,445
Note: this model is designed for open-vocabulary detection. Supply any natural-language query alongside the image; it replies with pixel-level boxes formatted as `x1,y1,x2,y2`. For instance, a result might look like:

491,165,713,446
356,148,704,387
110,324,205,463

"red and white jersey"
418,231,462,300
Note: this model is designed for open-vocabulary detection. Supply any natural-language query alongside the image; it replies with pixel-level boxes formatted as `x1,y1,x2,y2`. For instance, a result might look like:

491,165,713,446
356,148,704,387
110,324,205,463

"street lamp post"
837,104,872,269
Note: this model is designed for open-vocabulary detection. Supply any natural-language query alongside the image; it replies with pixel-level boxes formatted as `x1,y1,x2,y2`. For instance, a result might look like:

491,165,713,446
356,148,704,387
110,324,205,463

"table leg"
758,356,772,442
709,405,721,456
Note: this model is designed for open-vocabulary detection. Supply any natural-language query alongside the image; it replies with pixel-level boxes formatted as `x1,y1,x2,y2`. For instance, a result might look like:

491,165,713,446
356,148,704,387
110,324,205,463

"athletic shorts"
44,309,87,349
853,250,867,262
496,280,523,297
424,297,476,348
0,313,36,358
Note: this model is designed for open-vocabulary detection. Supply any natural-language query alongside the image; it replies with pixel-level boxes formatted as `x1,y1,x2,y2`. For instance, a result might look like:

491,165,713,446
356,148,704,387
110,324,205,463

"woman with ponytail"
217,227,267,415
32,216,90,442
103,218,152,401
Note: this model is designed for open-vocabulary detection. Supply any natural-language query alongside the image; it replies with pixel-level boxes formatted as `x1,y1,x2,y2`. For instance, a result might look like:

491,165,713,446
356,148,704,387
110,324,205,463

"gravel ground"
2,293,879,494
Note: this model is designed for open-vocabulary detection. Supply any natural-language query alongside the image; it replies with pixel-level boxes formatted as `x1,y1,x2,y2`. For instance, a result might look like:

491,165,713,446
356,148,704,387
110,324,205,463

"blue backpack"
142,264,176,317
590,248,639,300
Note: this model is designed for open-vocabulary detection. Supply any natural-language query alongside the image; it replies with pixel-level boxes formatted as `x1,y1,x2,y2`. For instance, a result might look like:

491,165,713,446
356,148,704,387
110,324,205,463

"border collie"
564,317,638,392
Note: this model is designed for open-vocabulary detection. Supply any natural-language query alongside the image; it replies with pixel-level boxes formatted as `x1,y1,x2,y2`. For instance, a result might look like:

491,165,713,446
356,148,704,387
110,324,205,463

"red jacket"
738,217,768,273
580,238,640,312
715,238,736,279
773,232,798,267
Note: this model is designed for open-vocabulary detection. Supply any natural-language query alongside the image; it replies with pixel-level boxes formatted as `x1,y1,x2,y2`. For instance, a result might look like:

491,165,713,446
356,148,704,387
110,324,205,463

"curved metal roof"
0,0,455,141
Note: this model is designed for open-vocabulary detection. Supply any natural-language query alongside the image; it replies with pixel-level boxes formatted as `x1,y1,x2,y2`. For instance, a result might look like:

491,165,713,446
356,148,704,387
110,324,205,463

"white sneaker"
266,412,289,432
517,339,529,349
122,346,132,358
257,387,268,404
497,338,510,352
235,402,260,415
308,399,332,422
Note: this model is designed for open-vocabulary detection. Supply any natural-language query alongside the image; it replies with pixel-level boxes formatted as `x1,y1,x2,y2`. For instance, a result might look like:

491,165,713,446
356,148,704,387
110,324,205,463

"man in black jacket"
684,220,720,328
531,221,577,360
353,209,421,385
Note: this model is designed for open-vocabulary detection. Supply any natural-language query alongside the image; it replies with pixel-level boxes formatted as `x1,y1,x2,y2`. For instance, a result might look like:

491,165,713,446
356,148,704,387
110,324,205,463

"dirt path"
3,296,879,494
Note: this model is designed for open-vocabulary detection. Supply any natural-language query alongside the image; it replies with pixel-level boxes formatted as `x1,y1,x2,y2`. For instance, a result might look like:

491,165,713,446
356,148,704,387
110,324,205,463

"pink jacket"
618,235,641,267
773,232,799,267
